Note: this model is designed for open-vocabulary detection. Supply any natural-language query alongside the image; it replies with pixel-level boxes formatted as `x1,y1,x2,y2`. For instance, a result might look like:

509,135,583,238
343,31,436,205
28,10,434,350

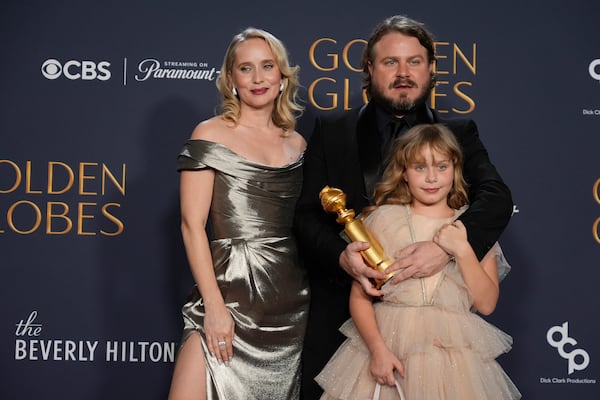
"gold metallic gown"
177,139,310,400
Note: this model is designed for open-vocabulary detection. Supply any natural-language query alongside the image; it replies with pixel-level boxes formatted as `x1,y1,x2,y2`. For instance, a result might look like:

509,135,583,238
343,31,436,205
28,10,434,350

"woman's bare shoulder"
287,130,307,152
189,116,232,142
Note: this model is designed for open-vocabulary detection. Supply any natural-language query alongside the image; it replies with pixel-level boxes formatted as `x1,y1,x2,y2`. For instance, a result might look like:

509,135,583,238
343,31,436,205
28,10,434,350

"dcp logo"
546,322,590,374
41,59,111,81
589,59,600,82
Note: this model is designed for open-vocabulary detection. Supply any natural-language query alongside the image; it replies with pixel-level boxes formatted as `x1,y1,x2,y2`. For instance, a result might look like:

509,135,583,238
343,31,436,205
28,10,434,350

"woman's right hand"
204,304,235,364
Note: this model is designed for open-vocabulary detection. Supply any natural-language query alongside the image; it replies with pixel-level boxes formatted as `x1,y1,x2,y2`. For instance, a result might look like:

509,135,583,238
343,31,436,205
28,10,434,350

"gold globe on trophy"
319,186,395,289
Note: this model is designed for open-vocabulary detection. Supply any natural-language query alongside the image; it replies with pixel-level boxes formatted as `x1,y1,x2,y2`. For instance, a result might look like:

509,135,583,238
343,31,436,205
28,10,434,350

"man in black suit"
294,15,513,399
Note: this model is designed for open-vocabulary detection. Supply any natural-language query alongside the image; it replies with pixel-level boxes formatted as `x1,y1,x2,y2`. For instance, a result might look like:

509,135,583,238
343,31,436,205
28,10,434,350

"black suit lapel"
356,104,381,205
354,103,437,207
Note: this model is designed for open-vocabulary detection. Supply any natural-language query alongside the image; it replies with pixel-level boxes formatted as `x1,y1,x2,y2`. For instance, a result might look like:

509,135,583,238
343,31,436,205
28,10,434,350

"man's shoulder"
433,111,477,133
317,107,363,125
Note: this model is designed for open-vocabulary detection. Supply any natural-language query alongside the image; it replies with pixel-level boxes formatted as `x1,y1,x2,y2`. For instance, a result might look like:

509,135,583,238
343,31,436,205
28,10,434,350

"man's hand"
387,241,450,283
339,241,386,297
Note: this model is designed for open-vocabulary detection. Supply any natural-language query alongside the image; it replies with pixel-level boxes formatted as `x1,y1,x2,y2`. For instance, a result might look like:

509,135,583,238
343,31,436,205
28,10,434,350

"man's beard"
370,76,431,116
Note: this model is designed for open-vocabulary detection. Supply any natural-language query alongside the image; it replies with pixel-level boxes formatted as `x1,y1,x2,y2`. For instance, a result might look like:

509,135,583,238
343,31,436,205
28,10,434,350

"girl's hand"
370,346,405,386
433,220,469,256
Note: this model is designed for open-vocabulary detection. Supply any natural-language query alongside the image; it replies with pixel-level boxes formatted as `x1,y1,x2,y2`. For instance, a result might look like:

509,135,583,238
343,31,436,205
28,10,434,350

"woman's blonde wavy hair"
370,123,469,211
215,27,303,134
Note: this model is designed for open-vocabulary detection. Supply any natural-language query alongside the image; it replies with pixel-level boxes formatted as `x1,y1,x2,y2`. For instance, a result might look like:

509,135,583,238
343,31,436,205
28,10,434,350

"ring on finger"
217,340,226,347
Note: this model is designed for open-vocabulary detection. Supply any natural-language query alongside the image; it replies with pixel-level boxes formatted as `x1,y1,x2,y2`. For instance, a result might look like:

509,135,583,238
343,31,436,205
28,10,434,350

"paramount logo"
134,58,218,82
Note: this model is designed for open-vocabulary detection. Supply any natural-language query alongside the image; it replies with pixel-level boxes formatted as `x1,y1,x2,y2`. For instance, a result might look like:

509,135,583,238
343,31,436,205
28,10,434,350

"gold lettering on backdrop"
594,178,600,244
308,77,338,110
7,200,42,234
25,161,42,194
434,42,450,76
102,164,126,195
1,160,126,195
454,43,476,74
343,79,351,109
48,162,75,195
101,203,124,236
0,159,126,236
432,42,476,114
79,162,97,195
0,159,21,193
46,202,72,234
453,82,476,114
309,38,338,71
308,37,477,113
308,38,366,110
342,39,366,72
433,42,476,75
77,202,96,235
431,81,475,113
430,80,448,110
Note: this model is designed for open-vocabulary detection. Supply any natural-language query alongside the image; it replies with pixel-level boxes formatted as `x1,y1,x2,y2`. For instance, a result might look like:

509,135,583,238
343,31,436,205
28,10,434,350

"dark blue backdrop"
2,1,599,398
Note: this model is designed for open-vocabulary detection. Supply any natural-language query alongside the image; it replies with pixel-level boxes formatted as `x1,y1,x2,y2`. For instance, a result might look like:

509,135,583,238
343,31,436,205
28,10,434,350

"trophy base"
374,271,396,289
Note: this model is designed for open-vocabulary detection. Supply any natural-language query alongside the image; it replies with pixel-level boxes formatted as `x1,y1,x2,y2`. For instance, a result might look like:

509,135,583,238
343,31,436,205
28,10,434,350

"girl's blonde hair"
215,27,303,133
371,123,468,209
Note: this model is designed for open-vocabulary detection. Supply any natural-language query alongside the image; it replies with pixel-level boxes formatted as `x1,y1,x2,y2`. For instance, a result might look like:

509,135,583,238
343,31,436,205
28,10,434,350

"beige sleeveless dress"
316,204,520,400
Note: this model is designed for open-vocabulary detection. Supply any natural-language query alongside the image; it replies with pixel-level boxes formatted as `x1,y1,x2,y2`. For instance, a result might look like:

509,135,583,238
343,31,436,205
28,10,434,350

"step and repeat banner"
2,1,599,398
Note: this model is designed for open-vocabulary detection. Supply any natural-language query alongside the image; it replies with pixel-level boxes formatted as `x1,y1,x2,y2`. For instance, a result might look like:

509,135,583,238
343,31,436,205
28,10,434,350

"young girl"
315,124,520,399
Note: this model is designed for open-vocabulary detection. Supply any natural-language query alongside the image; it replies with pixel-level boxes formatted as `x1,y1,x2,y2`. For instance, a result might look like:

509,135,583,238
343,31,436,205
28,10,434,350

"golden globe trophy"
319,185,394,289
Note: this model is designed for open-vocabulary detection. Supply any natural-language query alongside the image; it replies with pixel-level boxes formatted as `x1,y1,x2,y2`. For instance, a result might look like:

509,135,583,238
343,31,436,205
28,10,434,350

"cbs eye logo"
41,59,111,81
